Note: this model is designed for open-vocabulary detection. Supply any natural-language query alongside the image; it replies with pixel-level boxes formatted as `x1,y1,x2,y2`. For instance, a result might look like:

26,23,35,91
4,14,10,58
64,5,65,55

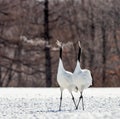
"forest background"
0,0,120,87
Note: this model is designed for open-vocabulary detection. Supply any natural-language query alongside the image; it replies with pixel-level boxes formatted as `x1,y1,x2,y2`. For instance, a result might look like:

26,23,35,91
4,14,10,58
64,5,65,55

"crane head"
78,41,81,48
56,40,63,48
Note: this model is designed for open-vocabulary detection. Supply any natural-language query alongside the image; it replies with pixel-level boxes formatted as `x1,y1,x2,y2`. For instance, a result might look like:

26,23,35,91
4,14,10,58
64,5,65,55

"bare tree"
0,0,120,87
44,0,52,87
100,10,107,86
15,43,22,86
0,29,3,87
111,0,120,58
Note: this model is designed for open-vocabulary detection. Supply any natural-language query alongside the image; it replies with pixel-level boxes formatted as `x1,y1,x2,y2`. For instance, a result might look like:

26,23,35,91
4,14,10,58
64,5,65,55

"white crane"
56,40,78,111
73,41,93,110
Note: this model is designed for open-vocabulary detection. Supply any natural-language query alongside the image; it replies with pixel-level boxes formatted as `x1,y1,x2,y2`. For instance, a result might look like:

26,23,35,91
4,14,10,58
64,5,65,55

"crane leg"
76,92,84,110
59,89,63,111
71,93,77,109
81,93,84,110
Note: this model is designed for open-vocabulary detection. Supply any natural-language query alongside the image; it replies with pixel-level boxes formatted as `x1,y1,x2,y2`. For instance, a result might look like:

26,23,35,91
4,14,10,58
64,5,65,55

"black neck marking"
60,47,62,59
78,47,81,61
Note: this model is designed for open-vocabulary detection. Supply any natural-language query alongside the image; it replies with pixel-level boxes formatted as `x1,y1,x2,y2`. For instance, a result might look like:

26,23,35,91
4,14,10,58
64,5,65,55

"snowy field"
0,88,120,119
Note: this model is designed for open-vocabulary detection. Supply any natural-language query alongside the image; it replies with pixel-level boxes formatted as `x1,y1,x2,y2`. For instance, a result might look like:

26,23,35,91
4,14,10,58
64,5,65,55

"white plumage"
73,41,93,110
57,59,78,92
56,40,78,111
73,61,92,92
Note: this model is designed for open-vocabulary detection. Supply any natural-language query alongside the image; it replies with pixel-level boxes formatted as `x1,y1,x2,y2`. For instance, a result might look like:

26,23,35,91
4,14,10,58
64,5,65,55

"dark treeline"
0,0,120,87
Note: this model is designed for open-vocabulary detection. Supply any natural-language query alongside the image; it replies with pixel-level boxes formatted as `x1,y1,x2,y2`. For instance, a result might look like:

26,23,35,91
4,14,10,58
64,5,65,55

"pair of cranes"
56,40,93,111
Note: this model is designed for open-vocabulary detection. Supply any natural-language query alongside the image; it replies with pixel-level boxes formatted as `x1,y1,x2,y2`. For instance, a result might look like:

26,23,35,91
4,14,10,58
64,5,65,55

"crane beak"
78,41,81,48
56,40,63,48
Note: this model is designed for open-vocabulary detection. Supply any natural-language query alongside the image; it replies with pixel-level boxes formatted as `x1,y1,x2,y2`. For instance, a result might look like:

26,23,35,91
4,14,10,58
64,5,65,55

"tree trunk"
89,0,95,86
0,67,2,86
6,69,12,87
112,5,120,58
113,27,120,58
88,0,95,69
15,44,22,86
101,21,107,87
44,0,52,87
81,0,85,7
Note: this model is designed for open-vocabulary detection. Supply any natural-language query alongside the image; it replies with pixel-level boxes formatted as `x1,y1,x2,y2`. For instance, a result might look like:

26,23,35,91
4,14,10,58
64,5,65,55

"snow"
0,88,120,119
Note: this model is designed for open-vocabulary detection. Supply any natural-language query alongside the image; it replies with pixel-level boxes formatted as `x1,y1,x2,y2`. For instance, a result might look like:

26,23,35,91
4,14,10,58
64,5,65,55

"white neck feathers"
58,58,65,71
74,60,82,73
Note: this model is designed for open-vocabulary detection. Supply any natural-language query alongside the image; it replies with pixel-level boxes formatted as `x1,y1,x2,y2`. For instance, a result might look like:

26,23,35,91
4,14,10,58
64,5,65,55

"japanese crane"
56,40,78,111
73,41,93,110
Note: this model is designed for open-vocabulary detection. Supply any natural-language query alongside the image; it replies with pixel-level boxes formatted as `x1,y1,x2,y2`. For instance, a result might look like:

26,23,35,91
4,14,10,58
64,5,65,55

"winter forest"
0,0,120,87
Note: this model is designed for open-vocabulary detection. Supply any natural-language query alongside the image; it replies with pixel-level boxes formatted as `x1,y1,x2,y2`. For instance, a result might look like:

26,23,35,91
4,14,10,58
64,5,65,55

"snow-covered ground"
0,88,120,119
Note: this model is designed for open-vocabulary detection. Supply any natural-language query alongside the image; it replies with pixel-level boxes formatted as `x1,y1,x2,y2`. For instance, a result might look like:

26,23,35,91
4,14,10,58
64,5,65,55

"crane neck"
60,47,62,59
58,58,64,71
74,60,82,73
77,47,81,61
